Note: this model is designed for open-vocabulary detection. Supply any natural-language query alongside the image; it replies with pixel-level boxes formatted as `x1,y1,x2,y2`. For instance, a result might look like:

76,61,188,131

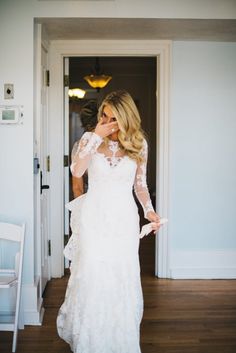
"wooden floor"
1,235,236,353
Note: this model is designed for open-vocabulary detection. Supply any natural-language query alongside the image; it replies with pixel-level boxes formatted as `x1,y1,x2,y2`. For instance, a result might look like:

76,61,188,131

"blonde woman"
57,90,161,353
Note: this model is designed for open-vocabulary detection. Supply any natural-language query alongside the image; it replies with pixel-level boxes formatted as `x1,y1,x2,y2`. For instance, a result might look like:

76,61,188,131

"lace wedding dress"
56,131,154,353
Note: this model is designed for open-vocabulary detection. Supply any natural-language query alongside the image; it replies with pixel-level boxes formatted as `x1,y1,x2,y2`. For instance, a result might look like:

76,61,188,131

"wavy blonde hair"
98,90,146,163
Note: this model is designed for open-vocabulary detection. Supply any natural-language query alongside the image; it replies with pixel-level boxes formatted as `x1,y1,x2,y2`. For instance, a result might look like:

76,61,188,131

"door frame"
48,40,171,278
34,23,51,297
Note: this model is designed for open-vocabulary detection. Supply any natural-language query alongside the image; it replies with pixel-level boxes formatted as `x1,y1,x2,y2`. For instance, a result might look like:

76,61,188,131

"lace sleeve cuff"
143,200,155,219
75,132,103,159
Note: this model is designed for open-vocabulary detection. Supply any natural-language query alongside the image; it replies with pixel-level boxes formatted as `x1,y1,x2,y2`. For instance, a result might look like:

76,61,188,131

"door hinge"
48,239,51,256
64,74,69,87
64,155,69,167
47,155,50,172
33,157,40,174
46,70,50,87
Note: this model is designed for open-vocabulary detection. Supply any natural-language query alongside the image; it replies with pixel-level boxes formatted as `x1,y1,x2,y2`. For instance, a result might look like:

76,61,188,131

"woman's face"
100,105,117,124
100,105,120,139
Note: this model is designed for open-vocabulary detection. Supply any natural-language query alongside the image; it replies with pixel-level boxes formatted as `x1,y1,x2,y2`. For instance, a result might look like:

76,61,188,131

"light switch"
4,83,14,99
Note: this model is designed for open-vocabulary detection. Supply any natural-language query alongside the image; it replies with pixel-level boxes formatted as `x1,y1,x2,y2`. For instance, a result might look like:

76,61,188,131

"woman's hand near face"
94,120,119,139
146,211,162,234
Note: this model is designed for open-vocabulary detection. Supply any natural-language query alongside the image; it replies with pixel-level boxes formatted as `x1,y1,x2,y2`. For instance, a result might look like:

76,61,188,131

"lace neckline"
108,139,119,146
108,139,120,154
95,139,130,168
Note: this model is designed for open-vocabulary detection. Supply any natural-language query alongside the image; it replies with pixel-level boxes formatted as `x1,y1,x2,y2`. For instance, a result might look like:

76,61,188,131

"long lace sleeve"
70,132,103,178
134,139,155,219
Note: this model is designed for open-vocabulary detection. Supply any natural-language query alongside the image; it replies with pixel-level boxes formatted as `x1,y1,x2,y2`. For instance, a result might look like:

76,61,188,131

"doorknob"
40,171,50,194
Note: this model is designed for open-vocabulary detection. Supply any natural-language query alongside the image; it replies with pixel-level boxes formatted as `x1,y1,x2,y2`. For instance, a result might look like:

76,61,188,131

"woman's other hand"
146,211,161,234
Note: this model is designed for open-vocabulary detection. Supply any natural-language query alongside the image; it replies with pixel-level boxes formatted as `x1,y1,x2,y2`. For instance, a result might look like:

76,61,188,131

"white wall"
0,3,35,285
169,42,236,278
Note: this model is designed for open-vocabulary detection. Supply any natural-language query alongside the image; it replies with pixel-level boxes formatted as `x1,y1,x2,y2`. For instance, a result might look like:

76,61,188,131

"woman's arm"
70,119,119,178
72,175,84,198
134,139,155,219
70,132,103,178
134,140,161,231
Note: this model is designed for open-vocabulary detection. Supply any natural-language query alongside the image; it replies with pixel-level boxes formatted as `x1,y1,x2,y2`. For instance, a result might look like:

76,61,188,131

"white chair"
0,222,25,352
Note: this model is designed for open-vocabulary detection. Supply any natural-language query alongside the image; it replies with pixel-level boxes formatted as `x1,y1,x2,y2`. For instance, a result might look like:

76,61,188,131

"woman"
57,90,162,353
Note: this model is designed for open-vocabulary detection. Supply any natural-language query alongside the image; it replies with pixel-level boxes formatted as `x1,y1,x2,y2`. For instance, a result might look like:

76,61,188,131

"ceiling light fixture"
68,88,86,99
84,57,112,91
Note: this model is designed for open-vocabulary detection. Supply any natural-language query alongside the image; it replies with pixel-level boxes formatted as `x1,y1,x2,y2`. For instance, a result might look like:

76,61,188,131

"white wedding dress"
56,132,154,353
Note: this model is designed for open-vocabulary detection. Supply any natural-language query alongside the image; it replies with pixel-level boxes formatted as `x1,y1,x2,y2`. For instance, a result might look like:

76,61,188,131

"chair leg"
12,283,21,352
18,296,24,330
12,326,18,352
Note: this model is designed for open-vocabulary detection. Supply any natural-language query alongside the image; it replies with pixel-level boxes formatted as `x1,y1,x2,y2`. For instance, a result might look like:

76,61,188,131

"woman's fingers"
152,223,160,230
151,221,162,234
106,121,119,130
103,122,119,136
103,124,118,136
95,121,119,137
149,215,167,235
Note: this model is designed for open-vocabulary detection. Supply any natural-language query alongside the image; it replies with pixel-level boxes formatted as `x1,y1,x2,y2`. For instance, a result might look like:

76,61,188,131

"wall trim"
170,250,236,279
48,39,172,278
22,280,45,325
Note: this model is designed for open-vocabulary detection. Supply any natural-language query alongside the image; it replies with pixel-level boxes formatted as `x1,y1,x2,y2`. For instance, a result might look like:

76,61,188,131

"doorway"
65,56,157,274
48,40,171,279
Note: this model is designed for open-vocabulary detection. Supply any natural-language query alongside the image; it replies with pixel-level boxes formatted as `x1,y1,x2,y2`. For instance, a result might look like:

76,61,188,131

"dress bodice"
70,131,154,218
88,149,137,194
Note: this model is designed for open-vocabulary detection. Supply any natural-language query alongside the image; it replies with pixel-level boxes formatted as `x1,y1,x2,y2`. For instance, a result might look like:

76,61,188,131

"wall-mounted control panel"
0,105,23,124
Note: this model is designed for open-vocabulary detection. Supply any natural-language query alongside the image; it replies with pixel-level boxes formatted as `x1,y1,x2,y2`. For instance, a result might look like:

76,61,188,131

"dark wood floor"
1,235,236,353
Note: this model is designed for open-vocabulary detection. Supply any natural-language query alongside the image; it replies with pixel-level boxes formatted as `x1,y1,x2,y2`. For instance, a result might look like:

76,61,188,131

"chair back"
0,222,26,352
0,222,25,274
0,223,25,242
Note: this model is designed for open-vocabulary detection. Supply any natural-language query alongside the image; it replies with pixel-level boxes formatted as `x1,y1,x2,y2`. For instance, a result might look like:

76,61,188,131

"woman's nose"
106,117,112,123
101,117,108,123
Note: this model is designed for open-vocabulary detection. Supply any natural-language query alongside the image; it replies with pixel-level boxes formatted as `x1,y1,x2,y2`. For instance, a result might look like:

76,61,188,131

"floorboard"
1,235,236,353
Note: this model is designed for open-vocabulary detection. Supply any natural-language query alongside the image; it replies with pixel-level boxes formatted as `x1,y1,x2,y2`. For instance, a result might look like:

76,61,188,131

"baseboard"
22,296,45,325
170,250,236,279
170,267,236,279
22,277,45,325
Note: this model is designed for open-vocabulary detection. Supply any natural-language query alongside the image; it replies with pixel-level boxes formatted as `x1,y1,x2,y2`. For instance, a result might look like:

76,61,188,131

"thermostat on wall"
0,105,23,124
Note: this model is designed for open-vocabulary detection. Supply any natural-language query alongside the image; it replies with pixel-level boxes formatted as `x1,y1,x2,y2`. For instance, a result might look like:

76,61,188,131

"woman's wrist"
92,131,103,141
146,210,160,223
144,208,155,219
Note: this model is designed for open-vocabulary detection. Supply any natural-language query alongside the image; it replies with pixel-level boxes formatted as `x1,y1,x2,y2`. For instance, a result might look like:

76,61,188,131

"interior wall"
0,2,35,286
169,41,236,278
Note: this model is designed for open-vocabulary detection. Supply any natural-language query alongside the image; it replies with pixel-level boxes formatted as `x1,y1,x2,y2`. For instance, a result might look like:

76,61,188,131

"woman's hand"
94,120,119,139
146,211,162,234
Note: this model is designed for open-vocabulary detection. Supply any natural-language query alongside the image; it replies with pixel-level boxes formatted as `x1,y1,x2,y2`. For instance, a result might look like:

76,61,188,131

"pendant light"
84,57,112,91
68,88,86,99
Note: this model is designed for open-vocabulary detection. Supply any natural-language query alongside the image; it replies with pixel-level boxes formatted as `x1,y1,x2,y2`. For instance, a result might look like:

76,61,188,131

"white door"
40,45,51,291
64,57,70,269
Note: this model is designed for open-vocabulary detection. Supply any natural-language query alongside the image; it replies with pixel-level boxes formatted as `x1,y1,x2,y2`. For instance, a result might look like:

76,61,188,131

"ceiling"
38,18,236,41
